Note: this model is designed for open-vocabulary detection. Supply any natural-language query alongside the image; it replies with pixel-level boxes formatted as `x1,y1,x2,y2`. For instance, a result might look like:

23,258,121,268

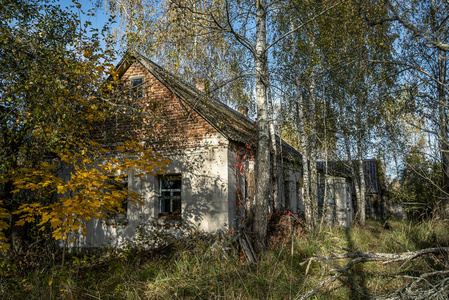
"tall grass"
1,218,448,299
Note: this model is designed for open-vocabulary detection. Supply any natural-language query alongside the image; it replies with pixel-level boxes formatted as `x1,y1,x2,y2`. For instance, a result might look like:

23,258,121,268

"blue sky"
60,0,113,31
60,0,123,63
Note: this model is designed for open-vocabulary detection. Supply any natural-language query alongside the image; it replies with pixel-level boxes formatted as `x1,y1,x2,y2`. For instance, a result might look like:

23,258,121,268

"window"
158,175,181,220
106,175,128,224
131,77,144,99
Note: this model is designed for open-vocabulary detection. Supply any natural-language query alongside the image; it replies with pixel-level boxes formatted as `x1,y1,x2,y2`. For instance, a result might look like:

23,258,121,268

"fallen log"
300,247,449,266
296,246,449,300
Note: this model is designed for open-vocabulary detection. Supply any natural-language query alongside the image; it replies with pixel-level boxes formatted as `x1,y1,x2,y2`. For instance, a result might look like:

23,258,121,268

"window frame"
130,76,145,99
158,175,182,220
105,175,129,225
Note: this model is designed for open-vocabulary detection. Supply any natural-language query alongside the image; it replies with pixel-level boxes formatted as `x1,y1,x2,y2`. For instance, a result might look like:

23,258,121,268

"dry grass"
1,218,448,299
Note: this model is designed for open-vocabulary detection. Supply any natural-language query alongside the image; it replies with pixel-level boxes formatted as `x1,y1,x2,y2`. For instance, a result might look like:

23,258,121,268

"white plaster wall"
69,136,233,248
320,176,353,227
172,146,230,232
333,177,352,227
227,149,237,230
282,163,302,214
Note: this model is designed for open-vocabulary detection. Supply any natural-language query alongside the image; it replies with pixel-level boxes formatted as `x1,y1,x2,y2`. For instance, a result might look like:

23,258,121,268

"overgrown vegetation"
1,217,448,299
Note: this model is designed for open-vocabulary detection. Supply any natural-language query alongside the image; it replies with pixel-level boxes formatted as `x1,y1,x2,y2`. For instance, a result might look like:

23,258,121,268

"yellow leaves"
83,49,93,58
0,201,10,219
57,185,68,194
6,139,170,245
0,201,11,249
14,219,26,227
67,182,76,192
50,218,62,228
0,221,9,231
41,162,56,170
53,228,63,240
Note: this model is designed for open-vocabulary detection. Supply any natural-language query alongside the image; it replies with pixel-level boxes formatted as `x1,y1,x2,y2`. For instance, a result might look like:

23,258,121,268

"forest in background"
99,0,449,230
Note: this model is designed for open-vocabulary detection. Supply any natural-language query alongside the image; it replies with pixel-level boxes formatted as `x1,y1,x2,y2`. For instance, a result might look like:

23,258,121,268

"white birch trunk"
344,131,361,222
438,48,449,204
355,90,366,225
309,66,318,224
356,119,366,226
268,82,279,211
253,0,270,250
340,102,361,224
291,22,313,226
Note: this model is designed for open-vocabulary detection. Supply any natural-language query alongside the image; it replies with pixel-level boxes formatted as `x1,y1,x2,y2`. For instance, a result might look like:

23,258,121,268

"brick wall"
120,61,227,149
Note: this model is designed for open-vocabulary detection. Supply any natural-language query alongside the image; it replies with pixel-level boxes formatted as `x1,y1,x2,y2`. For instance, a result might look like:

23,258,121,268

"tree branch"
297,246,449,299
386,0,449,51
301,247,449,265
266,0,346,52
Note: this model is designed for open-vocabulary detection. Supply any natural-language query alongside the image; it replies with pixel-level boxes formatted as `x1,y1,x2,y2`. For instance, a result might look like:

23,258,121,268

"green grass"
1,218,449,299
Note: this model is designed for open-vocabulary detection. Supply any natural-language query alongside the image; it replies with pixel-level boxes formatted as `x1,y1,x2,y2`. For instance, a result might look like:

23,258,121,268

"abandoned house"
64,52,395,248
316,159,389,227
66,52,303,248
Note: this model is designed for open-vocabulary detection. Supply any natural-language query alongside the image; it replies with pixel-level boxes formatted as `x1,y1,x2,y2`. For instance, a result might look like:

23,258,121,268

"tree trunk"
245,159,256,231
291,24,313,226
267,82,279,211
357,121,366,226
252,0,270,252
2,180,24,253
309,66,318,224
438,48,449,208
298,89,313,226
340,102,361,224
344,129,361,223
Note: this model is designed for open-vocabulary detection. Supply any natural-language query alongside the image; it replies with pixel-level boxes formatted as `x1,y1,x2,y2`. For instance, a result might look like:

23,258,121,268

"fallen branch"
296,272,342,300
297,255,377,299
297,246,449,300
238,230,257,263
301,247,449,266
377,273,449,300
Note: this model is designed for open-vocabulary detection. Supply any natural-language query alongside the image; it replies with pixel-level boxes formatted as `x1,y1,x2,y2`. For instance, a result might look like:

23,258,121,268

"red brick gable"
119,52,258,147
120,61,226,149
93,53,301,161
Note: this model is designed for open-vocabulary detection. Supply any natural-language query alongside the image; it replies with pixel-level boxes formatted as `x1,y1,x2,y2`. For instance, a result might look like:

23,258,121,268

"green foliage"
1,219,448,299
0,0,170,250
392,148,442,218
105,0,252,106
11,140,169,242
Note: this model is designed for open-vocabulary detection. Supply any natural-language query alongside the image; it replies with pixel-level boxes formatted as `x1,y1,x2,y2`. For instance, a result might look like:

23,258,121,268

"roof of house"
116,52,257,146
116,52,302,160
316,159,381,194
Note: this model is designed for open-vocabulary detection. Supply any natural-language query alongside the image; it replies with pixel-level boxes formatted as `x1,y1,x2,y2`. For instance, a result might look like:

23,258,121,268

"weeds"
1,218,448,299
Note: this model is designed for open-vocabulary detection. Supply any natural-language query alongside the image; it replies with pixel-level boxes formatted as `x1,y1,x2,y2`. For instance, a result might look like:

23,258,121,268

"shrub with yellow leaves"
11,140,170,243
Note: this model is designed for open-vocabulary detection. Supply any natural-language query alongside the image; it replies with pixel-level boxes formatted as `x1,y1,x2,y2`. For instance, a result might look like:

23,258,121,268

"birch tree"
369,0,449,210
105,0,251,106
400,0,449,205
275,0,397,226
326,0,396,225
271,0,347,226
